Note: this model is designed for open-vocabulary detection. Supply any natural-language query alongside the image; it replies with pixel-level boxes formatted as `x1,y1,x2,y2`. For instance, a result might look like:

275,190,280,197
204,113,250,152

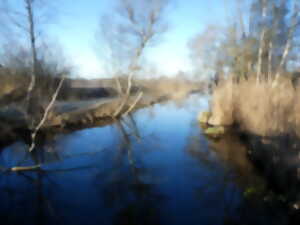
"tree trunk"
268,41,273,81
256,0,267,84
25,0,38,113
274,6,299,82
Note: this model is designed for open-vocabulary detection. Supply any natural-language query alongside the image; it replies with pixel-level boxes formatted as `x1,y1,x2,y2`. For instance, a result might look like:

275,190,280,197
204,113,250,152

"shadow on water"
0,94,296,225
241,133,300,220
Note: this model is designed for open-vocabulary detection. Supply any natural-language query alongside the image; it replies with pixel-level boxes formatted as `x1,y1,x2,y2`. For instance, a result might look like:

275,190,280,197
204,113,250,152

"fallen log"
10,165,41,172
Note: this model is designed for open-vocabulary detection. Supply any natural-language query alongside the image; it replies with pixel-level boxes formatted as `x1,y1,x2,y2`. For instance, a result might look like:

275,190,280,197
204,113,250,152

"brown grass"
0,67,72,107
210,75,300,137
137,77,202,99
0,68,29,97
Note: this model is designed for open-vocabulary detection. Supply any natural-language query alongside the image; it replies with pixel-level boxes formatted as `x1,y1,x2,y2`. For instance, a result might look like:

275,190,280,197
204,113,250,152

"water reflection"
185,129,289,225
97,115,164,225
0,94,292,225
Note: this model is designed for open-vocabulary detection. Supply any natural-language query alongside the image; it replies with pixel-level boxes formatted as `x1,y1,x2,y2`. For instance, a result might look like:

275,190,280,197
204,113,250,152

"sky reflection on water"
0,94,287,225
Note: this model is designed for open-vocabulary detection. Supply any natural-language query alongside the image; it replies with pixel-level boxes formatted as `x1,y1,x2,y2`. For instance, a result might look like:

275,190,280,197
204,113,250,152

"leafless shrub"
0,0,69,152
96,0,170,117
210,75,300,136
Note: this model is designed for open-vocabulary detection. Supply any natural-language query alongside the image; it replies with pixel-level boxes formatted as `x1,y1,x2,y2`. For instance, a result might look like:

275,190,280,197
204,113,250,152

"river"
0,94,291,225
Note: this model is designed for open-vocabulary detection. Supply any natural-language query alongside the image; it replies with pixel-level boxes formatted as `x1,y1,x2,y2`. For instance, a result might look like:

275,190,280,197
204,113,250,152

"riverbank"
0,88,202,149
207,76,300,136
199,76,300,223
0,94,292,225
0,94,161,146
0,75,203,147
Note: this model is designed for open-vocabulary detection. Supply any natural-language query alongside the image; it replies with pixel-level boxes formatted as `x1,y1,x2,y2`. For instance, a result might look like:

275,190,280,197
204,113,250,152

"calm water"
0,95,288,225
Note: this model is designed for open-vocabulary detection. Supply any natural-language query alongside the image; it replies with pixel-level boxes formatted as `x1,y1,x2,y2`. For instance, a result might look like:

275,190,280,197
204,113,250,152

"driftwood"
10,165,41,172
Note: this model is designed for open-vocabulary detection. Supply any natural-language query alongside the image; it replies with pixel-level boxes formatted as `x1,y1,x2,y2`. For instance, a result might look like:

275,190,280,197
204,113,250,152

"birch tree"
189,0,300,82
1,0,51,113
256,0,267,83
1,0,67,152
96,0,170,117
274,4,300,81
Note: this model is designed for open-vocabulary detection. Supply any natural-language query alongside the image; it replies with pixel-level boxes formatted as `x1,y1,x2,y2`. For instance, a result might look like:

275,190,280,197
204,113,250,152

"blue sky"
7,0,234,78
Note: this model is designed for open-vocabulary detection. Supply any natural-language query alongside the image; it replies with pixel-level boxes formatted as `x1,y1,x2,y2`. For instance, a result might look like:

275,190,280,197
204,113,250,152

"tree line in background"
2,0,300,97
189,0,300,84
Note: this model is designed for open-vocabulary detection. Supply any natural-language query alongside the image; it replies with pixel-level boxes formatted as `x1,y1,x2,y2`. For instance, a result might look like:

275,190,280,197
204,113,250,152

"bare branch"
97,0,169,117
29,76,65,152
123,92,144,117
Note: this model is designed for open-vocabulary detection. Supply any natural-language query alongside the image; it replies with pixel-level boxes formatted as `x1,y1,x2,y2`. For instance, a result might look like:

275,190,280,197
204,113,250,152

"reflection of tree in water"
98,114,164,225
185,131,240,222
0,133,101,225
0,144,60,225
185,126,287,225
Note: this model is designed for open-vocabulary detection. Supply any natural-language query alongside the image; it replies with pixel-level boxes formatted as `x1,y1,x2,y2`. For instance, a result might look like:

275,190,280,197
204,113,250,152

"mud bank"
0,94,170,148
198,112,300,223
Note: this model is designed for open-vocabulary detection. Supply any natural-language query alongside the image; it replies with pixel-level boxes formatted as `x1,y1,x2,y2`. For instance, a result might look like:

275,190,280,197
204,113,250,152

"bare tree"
188,25,225,80
24,0,38,105
189,0,300,83
256,0,267,83
1,0,67,152
0,0,61,110
274,4,300,81
96,0,170,117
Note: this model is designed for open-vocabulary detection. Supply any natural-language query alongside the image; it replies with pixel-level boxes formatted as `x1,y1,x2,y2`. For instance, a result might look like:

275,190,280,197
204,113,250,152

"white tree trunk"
257,29,266,83
29,77,65,152
268,41,273,81
274,5,299,83
25,0,38,108
256,0,267,83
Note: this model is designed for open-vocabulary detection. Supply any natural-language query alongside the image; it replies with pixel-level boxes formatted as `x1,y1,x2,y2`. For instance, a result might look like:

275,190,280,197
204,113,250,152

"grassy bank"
209,76,300,137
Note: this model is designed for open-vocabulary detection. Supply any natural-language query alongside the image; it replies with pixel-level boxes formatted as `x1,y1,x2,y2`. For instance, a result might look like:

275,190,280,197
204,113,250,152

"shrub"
210,75,300,136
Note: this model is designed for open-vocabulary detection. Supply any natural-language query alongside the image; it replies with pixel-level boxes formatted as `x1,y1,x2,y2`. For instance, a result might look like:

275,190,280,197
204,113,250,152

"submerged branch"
10,165,41,172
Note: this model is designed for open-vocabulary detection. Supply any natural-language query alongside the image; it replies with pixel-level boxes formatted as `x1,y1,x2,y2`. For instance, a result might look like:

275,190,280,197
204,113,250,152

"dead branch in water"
10,165,41,172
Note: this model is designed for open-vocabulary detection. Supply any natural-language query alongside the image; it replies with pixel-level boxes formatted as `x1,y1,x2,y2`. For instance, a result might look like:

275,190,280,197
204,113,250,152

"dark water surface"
0,95,289,225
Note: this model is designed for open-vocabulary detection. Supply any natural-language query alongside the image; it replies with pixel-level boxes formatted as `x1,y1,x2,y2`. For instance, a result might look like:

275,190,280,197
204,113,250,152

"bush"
210,75,300,136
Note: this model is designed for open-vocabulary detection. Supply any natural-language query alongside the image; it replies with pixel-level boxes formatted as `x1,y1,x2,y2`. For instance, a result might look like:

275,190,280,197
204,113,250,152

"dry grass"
137,77,202,99
0,68,71,106
210,75,300,136
0,68,29,97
